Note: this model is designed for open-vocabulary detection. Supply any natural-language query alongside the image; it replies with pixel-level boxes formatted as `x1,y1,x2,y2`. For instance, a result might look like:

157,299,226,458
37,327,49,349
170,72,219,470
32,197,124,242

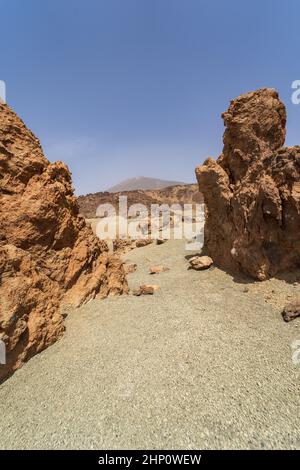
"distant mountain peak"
106,176,186,193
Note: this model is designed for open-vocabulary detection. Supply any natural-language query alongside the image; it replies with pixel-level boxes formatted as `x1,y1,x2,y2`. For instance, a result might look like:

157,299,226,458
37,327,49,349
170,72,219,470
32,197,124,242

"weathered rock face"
196,88,300,280
0,103,128,381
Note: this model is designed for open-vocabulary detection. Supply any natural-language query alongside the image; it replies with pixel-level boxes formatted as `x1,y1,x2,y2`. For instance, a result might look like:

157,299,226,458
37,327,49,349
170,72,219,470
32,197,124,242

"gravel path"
0,239,299,449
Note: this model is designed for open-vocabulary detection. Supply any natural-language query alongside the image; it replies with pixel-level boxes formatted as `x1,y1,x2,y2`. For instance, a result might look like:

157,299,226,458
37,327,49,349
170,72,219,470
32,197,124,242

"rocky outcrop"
0,103,128,381
196,88,300,280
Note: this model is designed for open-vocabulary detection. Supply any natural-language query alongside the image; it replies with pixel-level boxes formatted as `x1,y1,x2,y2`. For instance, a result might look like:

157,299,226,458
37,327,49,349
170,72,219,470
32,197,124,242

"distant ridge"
106,176,186,192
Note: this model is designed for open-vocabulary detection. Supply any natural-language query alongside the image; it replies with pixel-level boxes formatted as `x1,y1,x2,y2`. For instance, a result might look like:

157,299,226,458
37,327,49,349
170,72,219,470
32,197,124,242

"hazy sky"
1,0,300,194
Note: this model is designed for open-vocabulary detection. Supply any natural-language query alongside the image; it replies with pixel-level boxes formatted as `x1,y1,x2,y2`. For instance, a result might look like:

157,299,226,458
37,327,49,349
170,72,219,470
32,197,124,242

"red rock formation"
0,103,128,381
196,88,300,280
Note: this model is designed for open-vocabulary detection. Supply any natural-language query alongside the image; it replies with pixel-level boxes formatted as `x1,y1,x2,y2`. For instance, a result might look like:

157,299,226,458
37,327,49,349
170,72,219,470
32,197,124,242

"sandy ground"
0,239,299,449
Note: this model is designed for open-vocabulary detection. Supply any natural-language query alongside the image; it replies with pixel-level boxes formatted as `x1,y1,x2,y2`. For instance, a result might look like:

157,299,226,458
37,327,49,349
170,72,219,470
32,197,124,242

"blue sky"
1,0,300,194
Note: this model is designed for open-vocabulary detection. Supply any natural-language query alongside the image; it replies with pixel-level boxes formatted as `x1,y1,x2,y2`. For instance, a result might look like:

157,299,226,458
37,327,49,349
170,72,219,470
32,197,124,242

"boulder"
196,88,300,280
113,237,134,253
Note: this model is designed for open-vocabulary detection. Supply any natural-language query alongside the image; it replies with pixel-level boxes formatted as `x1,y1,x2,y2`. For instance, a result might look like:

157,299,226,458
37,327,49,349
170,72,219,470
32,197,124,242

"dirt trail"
0,240,299,449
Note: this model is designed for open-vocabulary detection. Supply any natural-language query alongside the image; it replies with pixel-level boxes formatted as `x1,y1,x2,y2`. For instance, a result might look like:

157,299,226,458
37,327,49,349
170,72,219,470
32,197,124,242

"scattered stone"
123,263,137,274
149,265,170,274
132,284,160,296
156,238,166,245
189,256,213,270
243,287,249,293
113,238,134,253
78,184,203,219
282,302,300,322
196,88,300,280
135,239,152,248
0,102,128,382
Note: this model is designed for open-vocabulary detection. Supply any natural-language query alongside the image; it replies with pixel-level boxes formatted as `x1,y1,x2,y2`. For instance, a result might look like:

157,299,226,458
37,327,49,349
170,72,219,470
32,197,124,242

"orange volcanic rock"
149,265,169,274
0,103,128,381
196,88,300,280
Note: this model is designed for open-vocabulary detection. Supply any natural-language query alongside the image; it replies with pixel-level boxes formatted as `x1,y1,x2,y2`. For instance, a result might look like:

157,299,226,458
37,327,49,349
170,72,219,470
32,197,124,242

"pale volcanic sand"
0,239,299,449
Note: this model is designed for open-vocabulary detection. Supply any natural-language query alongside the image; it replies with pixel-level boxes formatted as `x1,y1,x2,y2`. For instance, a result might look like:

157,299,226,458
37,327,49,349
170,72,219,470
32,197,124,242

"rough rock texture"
78,184,203,219
112,237,153,254
188,256,213,271
0,103,128,381
196,88,300,280
112,237,135,253
282,302,300,322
